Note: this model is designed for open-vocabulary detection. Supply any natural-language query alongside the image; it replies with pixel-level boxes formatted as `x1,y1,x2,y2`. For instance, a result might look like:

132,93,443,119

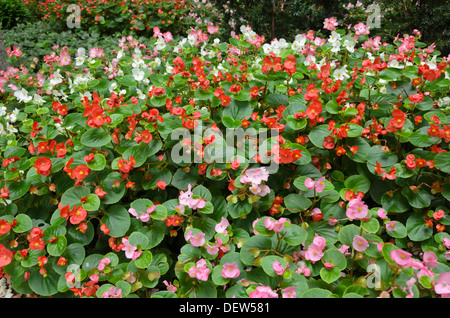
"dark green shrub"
0,0,32,29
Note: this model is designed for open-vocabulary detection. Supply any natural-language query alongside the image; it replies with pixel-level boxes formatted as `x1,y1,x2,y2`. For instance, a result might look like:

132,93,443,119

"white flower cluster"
0,105,19,136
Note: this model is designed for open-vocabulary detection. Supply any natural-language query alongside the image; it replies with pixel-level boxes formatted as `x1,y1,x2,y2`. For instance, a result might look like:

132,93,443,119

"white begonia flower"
14,88,32,103
33,94,45,106
344,39,355,53
132,68,145,82
75,56,85,66
379,86,387,94
331,42,341,53
388,59,402,69
328,31,341,44
6,123,17,135
187,34,197,47
0,106,7,116
50,69,63,86
333,65,350,81
0,123,4,136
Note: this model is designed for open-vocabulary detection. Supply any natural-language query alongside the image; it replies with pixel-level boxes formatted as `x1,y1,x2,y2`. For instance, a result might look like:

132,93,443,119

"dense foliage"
0,0,449,299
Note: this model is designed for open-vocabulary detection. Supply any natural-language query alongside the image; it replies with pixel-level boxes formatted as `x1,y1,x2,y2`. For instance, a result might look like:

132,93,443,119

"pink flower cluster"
304,234,326,263
346,197,368,220
240,167,270,197
188,258,210,281
323,17,338,31
128,204,155,222
304,176,326,193
177,184,206,213
121,238,142,260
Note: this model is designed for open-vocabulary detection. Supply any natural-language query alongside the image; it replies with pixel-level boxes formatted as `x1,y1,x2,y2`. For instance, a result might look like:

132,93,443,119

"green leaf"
227,200,252,219
406,212,433,242
212,265,230,285
13,214,32,233
401,187,432,209
338,224,360,247
135,250,153,269
300,288,332,298
344,175,370,194
47,235,67,256
434,152,450,174
61,186,90,208
308,125,330,149
80,127,111,148
282,224,307,246
381,191,409,213
101,205,130,238
320,266,341,284
128,231,150,249
86,154,106,171
82,194,100,212
28,266,59,296
361,218,379,234
322,248,347,270
284,193,312,212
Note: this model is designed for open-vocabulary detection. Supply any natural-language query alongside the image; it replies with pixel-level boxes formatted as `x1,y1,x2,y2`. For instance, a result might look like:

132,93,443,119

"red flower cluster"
83,92,112,128
34,157,52,176
59,202,88,225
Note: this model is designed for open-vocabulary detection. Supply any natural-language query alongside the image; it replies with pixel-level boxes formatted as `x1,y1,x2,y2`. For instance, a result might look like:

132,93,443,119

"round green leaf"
80,127,111,148
13,214,32,233
406,212,433,242
101,205,130,238
135,250,153,269
86,154,106,171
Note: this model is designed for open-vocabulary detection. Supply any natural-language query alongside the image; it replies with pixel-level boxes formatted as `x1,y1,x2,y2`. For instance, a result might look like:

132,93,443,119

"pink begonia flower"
221,262,240,279
282,286,297,298
249,286,278,298
186,230,205,247
272,261,286,275
442,238,450,249
434,272,450,295
304,178,315,191
406,277,416,298
98,257,111,271
339,244,351,256
346,197,368,220
377,208,387,219
207,24,219,34
205,243,219,255
179,184,193,206
188,198,206,210
304,177,326,193
386,221,397,232
240,167,269,185
323,17,338,31
390,249,413,268
188,259,210,281
324,262,335,269
312,234,327,251
215,217,230,234
352,235,369,252
102,286,122,298
252,218,260,235
264,217,289,233
304,243,324,263
163,280,177,293
328,217,338,226
423,251,439,268
128,206,155,222
121,238,142,260
249,184,270,197
60,50,71,66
